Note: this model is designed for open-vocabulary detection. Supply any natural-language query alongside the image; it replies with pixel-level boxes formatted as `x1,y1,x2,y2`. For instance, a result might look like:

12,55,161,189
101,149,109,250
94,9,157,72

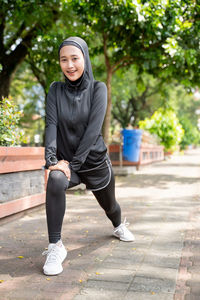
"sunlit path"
0,149,200,299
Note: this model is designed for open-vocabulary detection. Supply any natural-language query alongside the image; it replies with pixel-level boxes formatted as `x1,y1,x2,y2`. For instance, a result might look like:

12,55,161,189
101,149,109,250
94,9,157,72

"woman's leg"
46,170,69,243
92,169,121,227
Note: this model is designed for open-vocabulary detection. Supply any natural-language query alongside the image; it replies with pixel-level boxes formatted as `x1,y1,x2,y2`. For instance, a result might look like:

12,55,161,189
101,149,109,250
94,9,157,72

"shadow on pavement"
117,174,198,189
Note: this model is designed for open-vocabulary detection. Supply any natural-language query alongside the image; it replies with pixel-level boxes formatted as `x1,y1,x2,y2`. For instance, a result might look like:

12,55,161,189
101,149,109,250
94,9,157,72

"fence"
109,143,164,170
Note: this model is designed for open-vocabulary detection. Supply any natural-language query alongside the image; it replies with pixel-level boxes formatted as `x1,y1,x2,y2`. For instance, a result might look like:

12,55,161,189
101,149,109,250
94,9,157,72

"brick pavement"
0,149,200,300
174,192,200,300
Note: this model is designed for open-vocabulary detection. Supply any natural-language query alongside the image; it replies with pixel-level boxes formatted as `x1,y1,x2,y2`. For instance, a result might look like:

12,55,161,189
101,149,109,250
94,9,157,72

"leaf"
46,278,51,281
79,279,83,283
17,256,24,259
0,280,4,283
95,272,104,275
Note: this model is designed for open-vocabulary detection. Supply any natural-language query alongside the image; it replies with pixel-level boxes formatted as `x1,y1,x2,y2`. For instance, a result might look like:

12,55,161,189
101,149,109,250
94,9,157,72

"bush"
139,107,184,152
0,97,27,146
179,116,200,149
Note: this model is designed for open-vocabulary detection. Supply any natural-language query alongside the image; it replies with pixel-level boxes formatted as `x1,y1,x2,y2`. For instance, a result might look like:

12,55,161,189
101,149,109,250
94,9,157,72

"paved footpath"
0,149,200,300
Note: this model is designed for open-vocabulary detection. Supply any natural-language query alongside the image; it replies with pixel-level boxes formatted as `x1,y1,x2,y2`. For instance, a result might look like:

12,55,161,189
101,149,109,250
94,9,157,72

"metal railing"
109,143,164,170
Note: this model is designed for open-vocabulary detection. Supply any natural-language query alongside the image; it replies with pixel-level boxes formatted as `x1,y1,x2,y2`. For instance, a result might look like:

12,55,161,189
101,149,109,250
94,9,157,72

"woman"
43,37,134,276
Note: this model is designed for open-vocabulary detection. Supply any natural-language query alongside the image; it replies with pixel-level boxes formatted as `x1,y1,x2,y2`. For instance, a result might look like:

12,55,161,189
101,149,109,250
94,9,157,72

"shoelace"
115,217,130,232
121,217,130,227
42,245,60,263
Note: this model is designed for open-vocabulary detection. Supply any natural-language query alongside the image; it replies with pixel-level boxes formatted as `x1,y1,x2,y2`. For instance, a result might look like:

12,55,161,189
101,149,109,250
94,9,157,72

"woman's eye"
72,57,78,61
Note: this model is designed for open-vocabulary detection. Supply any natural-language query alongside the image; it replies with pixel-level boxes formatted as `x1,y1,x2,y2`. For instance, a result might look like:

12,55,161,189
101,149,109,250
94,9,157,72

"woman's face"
59,45,84,81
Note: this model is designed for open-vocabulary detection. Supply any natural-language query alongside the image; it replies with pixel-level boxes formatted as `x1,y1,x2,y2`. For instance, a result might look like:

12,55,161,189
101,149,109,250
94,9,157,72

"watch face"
50,157,57,165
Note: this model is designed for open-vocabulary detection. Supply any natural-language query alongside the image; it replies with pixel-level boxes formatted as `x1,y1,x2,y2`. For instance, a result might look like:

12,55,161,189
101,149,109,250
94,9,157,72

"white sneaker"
42,240,67,275
113,218,135,242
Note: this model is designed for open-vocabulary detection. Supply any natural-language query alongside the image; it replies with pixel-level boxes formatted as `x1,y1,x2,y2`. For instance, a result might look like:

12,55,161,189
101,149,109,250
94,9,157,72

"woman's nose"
67,60,73,68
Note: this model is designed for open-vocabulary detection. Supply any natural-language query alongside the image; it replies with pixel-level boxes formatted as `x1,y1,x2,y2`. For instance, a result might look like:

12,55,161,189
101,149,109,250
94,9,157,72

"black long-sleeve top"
45,80,108,172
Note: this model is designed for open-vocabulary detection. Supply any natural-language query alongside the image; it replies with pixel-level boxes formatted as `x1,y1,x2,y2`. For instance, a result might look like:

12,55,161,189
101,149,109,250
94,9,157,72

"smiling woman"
43,36,135,277
59,45,84,81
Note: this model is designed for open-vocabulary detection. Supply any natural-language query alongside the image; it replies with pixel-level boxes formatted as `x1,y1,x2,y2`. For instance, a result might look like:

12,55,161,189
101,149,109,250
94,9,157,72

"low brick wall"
0,147,46,219
0,170,45,203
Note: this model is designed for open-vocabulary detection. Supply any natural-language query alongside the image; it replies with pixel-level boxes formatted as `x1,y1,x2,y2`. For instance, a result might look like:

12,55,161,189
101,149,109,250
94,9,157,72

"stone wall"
0,170,45,203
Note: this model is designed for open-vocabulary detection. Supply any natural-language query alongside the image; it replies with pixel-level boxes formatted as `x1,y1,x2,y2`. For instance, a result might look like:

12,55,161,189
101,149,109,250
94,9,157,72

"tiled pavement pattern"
0,149,200,300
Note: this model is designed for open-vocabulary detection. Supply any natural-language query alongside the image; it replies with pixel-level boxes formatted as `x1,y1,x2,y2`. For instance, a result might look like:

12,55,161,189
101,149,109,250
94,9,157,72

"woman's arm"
70,81,107,172
45,83,71,180
45,82,58,168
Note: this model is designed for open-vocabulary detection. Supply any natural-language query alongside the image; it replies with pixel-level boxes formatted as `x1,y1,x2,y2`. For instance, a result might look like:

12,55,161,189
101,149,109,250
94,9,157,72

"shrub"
0,97,27,146
179,116,200,149
139,107,184,152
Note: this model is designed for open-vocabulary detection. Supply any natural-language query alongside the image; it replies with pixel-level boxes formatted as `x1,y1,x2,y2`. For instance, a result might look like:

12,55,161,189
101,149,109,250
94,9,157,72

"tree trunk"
0,71,11,99
102,34,130,144
102,33,113,145
103,69,112,145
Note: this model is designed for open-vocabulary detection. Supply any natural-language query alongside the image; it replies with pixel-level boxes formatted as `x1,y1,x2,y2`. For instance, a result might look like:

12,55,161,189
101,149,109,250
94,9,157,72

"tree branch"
140,86,150,103
146,81,163,98
113,114,125,127
129,94,138,111
103,33,111,71
3,5,60,69
112,56,133,73
27,59,47,93
4,27,37,69
111,56,128,73
5,21,26,51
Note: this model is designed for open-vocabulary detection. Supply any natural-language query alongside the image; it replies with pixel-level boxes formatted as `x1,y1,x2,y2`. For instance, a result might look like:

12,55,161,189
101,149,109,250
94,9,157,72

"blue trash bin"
122,129,143,162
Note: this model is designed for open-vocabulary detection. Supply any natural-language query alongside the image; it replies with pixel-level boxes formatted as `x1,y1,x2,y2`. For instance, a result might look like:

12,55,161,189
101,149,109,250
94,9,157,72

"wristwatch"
49,156,58,166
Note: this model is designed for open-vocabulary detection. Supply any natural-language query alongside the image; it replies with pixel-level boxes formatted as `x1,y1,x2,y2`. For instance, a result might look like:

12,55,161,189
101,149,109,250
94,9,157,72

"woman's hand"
49,160,71,180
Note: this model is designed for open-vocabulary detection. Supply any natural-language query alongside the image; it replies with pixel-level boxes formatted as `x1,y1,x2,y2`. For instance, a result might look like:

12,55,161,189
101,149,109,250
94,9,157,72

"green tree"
0,0,61,99
111,68,200,149
70,0,200,143
166,84,200,148
111,67,165,128
179,115,200,149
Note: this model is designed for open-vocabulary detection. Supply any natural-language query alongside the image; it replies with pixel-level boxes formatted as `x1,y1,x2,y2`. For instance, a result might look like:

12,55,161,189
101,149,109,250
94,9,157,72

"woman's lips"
67,70,76,75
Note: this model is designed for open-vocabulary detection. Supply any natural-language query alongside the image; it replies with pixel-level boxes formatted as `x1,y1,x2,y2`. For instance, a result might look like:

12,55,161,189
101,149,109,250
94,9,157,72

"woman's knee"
47,170,69,192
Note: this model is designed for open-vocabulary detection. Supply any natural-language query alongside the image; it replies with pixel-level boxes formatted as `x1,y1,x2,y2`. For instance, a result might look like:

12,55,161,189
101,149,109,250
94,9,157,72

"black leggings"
46,169,121,243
